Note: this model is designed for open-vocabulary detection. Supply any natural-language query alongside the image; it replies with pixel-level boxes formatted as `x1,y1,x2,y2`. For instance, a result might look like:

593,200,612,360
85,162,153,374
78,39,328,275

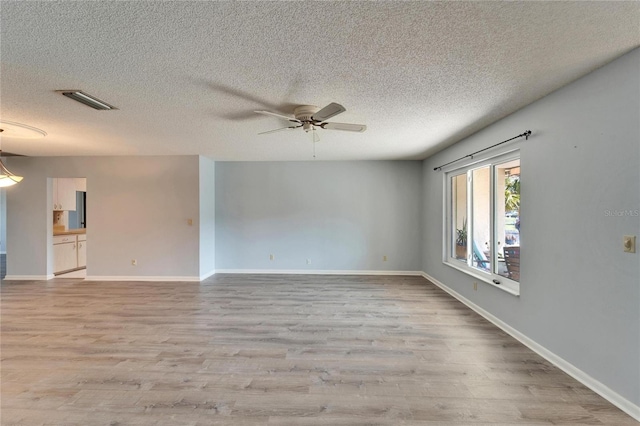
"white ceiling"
1,1,638,161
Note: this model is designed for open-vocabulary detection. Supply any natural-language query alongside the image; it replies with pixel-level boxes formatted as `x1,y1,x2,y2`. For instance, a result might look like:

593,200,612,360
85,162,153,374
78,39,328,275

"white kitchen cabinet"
53,234,87,274
52,178,58,209
52,178,77,211
75,177,87,192
77,235,87,268
54,239,78,274
53,235,75,245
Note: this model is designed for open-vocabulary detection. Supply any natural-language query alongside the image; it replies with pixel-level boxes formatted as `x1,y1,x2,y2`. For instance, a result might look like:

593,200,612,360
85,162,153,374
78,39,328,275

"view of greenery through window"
450,157,520,285
497,160,520,282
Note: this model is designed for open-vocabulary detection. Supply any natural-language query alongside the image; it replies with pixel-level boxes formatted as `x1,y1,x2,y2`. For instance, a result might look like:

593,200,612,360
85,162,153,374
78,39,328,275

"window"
445,151,521,295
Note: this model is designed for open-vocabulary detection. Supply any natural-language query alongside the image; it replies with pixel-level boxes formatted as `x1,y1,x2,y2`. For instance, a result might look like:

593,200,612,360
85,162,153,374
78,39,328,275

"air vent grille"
58,90,117,110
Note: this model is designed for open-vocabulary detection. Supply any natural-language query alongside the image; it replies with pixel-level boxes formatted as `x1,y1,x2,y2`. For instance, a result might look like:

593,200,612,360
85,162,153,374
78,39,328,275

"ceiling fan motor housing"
294,105,319,120
293,106,320,133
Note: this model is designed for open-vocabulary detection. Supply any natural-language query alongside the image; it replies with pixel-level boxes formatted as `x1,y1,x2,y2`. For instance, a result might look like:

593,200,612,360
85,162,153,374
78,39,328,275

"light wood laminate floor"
1,274,636,425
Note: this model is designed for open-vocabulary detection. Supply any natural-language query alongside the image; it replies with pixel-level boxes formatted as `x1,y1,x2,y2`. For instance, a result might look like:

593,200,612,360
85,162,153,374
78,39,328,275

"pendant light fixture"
0,151,23,187
0,121,47,187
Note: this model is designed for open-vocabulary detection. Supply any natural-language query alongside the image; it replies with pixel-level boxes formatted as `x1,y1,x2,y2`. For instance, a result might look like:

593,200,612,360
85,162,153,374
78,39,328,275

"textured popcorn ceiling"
1,1,638,160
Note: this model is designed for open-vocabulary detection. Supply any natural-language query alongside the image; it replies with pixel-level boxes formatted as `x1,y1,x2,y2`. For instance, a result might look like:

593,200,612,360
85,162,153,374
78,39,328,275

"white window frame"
443,149,521,296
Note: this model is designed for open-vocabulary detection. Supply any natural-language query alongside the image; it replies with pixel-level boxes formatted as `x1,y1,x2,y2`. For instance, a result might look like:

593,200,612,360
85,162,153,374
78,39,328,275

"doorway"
0,188,6,280
52,178,87,279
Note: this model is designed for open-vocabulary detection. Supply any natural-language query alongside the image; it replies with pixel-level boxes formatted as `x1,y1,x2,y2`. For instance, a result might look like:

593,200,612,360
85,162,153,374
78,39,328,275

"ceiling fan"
0,121,40,186
255,103,366,140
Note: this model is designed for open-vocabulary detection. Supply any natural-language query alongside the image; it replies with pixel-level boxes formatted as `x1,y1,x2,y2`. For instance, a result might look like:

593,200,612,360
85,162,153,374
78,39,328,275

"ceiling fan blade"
321,122,367,132
0,150,25,157
312,102,346,122
255,110,300,123
258,126,299,135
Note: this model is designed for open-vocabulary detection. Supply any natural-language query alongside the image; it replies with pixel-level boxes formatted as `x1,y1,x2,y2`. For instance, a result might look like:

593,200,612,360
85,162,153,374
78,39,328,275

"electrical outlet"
624,235,636,253
269,254,274,261
131,259,137,266
306,259,311,265
383,255,388,261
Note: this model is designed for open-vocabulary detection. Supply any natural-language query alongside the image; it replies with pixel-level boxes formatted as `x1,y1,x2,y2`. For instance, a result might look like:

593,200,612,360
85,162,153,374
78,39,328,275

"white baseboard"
85,275,201,282
3,275,54,281
3,270,423,282
199,269,216,281
420,271,640,422
215,269,423,276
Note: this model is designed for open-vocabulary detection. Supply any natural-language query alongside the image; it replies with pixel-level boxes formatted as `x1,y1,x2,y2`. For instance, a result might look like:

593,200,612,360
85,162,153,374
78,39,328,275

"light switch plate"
623,235,636,253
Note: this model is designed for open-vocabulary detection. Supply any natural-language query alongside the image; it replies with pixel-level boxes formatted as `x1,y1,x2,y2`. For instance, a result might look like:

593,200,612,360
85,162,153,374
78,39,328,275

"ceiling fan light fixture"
58,90,117,110
0,121,47,139
0,159,23,187
256,102,367,139
0,127,27,186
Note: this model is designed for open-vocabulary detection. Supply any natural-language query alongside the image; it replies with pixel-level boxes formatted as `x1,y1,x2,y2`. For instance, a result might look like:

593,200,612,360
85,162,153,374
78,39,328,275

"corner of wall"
199,157,216,277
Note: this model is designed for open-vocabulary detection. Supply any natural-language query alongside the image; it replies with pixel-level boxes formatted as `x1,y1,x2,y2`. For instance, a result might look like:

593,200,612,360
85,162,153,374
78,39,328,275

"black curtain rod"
433,130,532,171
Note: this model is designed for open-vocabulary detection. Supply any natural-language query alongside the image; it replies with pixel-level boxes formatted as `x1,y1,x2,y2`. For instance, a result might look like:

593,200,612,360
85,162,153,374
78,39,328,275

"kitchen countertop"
53,228,87,236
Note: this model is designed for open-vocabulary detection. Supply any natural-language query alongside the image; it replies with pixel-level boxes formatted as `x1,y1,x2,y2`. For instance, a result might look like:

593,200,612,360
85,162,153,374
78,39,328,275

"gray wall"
6,156,202,279
0,188,6,253
422,49,640,405
199,156,216,278
216,161,423,272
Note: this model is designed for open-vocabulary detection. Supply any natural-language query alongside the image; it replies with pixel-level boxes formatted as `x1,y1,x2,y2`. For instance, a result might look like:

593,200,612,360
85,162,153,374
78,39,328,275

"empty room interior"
1,2,639,425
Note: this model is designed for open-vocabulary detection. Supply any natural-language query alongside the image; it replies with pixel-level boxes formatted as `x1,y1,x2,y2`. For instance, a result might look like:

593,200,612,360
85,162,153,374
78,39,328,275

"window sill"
443,260,520,297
